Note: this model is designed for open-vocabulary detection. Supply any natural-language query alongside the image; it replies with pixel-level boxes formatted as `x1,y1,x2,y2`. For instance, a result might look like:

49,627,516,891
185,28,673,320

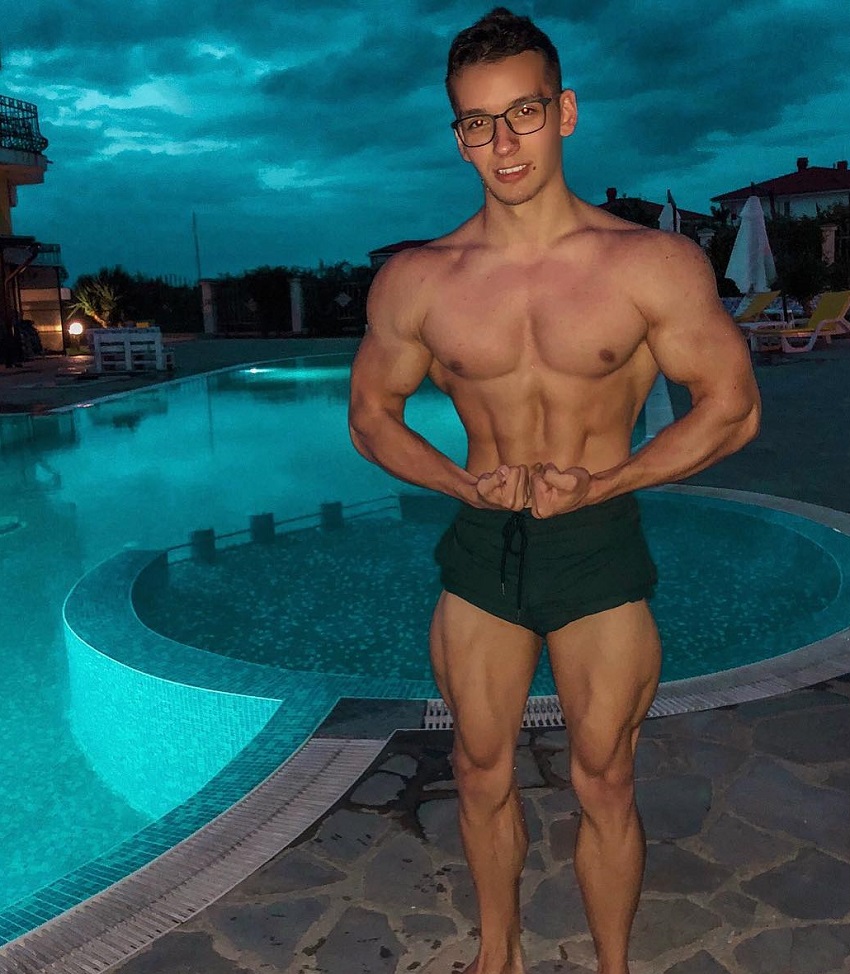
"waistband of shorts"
455,492,640,535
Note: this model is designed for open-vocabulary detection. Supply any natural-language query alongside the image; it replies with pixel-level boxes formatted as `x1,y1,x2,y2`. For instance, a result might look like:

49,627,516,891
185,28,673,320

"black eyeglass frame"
451,97,554,147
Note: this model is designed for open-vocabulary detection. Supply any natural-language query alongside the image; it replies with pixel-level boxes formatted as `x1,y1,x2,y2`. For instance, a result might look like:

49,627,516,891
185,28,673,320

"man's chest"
422,269,646,380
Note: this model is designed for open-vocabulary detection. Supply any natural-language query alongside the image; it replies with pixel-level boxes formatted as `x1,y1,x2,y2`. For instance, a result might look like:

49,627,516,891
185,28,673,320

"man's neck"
478,181,585,251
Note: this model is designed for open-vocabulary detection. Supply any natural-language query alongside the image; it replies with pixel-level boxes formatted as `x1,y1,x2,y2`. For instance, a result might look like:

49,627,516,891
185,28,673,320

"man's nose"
492,117,519,154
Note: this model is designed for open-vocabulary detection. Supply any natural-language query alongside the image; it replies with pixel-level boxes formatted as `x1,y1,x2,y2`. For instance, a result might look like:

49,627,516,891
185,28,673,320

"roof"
367,239,432,257
712,162,850,202
597,198,710,222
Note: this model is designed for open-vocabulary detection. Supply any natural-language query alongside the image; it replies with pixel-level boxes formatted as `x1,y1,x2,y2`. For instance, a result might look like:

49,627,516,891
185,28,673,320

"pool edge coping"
45,346,360,415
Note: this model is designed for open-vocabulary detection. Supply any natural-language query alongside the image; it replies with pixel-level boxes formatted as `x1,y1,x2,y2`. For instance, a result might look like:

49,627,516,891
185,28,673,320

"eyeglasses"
451,97,553,148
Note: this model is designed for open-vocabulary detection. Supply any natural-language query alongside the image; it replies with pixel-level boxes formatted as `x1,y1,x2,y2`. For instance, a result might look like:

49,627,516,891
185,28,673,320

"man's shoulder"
371,225,471,293
367,231,465,334
579,204,702,257
594,222,707,275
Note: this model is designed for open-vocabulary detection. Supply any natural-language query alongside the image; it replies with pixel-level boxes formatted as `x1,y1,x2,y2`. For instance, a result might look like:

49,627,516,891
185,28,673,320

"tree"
70,266,203,331
68,272,123,327
769,216,830,313
603,197,659,229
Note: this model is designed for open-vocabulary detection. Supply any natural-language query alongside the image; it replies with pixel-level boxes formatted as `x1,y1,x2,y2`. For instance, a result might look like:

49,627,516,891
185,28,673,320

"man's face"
450,50,576,207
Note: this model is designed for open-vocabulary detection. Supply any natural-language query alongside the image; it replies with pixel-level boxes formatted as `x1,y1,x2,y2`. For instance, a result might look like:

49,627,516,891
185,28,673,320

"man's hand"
473,464,530,511
529,463,591,518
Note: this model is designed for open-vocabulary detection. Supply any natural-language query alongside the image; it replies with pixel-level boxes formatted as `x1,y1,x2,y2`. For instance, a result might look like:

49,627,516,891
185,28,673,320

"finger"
506,465,528,510
543,469,577,488
517,465,530,507
542,466,584,491
494,465,519,510
529,471,550,518
476,472,498,498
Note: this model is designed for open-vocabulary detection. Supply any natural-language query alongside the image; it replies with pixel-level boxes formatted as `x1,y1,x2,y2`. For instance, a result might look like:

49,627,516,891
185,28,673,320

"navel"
599,348,616,364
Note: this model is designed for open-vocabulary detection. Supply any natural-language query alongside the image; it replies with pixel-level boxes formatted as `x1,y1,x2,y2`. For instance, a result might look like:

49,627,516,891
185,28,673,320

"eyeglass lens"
457,100,548,147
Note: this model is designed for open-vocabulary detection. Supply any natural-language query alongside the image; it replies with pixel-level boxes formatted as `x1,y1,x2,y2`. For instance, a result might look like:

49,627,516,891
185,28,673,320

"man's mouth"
494,163,530,181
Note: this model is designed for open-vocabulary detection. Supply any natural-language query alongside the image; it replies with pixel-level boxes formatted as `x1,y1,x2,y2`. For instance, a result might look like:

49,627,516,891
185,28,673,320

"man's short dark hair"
446,7,562,111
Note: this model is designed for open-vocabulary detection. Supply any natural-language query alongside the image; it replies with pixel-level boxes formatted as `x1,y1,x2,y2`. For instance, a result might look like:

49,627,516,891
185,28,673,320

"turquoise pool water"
136,489,846,685
0,353,479,927
1,351,849,943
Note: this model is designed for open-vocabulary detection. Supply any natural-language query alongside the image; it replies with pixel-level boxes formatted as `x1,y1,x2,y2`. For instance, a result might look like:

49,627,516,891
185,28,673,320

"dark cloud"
259,23,445,102
6,0,849,280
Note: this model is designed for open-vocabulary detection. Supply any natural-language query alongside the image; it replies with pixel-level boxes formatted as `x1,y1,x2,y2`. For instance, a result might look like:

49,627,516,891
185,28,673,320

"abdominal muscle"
445,372,645,478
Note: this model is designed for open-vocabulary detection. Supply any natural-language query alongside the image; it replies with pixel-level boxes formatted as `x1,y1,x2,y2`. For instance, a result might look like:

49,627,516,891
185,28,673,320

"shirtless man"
348,9,760,973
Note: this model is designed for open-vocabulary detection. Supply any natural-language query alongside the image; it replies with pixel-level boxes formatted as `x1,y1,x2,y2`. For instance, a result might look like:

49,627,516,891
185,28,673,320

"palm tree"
68,274,122,327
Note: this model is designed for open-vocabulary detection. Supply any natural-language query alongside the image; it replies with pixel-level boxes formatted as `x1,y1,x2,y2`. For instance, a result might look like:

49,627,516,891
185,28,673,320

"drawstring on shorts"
500,511,528,620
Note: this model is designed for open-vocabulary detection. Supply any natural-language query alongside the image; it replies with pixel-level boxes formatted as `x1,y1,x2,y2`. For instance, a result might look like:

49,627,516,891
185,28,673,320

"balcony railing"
0,94,48,154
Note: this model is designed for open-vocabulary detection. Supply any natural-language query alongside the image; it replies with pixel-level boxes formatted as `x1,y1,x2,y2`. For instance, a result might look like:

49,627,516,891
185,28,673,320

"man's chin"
484,182,539,207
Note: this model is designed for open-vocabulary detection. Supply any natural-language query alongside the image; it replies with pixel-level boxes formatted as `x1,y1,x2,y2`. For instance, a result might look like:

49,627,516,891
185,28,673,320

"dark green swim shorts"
434,493,657,635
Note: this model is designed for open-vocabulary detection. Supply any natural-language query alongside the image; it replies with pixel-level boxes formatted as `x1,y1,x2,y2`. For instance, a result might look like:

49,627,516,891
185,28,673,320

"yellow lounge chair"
732,290,780,323
744,290,850,354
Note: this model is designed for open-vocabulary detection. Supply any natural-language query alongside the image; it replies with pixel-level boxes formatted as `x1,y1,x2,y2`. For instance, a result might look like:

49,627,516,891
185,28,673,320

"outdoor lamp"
68,321,84,353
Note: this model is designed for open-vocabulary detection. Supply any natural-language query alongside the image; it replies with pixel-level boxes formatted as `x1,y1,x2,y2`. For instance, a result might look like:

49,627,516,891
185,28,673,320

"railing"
0,94,48,154
31,242,64,266
166,495,402,564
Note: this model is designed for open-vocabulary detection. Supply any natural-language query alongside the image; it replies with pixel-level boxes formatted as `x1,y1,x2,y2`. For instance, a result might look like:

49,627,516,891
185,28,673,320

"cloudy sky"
4,0,849,283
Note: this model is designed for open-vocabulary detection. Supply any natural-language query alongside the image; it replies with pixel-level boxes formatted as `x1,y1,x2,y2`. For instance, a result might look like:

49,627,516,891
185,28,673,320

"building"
1,90,68,357
367,191,716,270
711,157,850,221
598,188,711,235
367,239,432,269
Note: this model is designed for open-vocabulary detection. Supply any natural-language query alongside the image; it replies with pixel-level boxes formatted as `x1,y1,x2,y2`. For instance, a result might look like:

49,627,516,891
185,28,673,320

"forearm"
350,410,478,502
589,398,760,502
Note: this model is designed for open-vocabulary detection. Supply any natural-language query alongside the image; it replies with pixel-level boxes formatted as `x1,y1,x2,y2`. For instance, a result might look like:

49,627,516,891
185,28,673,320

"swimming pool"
135,488,849,686
1,349,850,950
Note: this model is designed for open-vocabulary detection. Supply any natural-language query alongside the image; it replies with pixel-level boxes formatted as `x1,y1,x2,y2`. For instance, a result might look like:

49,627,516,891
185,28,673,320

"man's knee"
453,742,516,813
569,737,637,818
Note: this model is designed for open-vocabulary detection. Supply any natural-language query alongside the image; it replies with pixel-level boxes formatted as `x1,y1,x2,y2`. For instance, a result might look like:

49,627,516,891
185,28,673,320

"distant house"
711,157,850,221
368,188,717,265
598,188,711,234
367,239,432,269
1,91,68,354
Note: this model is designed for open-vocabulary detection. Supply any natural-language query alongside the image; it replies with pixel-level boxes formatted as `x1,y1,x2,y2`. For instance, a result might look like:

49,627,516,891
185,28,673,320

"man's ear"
453,129,473,163
558,89,578,138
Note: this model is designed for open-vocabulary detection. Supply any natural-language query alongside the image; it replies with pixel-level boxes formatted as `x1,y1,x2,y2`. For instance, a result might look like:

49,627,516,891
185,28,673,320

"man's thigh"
430,591,543,765
547,600,661,770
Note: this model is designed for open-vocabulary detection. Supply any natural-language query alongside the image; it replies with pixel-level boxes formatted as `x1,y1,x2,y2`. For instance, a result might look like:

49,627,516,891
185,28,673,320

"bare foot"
462,951,525,974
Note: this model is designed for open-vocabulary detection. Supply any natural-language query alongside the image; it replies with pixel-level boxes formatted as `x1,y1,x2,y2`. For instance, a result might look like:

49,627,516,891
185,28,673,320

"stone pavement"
5,336,850,973
104,684,850,974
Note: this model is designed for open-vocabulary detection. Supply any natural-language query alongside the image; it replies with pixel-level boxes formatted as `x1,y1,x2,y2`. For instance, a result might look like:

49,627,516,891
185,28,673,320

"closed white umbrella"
725,195,777,293
659,189,681,232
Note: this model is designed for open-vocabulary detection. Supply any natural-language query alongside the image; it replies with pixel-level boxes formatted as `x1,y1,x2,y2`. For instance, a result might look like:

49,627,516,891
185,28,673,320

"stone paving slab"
106,685,850,974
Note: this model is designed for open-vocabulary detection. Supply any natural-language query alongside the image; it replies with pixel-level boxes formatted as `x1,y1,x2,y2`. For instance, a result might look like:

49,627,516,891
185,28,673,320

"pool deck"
3,337,850,974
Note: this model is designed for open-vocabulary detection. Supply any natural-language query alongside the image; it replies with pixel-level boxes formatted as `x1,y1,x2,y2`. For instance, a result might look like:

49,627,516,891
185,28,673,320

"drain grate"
424,695,567,730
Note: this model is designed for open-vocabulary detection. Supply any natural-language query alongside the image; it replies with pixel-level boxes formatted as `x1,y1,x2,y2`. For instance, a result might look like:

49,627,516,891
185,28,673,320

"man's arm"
532,235,761,515
349,252,528,509
594,236,761,497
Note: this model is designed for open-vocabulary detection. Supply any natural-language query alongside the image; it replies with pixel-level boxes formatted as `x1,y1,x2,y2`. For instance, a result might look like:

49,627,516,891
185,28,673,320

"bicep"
350,327,432,417
642,242,758,411
349,262,433,422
